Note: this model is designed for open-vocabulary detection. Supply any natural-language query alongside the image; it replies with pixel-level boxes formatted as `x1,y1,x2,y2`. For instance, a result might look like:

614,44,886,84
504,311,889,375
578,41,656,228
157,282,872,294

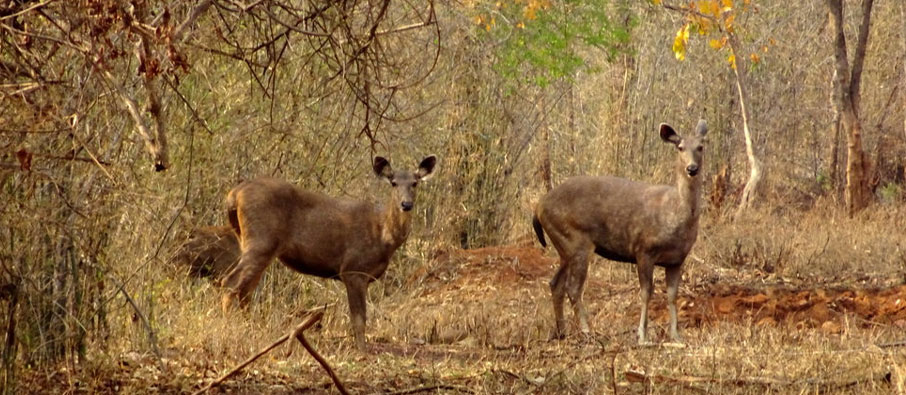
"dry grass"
16,205,906,394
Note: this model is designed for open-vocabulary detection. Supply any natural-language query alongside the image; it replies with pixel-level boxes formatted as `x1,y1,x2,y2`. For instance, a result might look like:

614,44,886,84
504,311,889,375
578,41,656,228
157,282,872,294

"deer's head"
660,120,708,178
373,155,437,212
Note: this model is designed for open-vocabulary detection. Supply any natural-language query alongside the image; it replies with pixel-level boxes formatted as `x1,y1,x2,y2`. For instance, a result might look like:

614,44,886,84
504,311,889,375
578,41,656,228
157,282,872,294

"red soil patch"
421,245,906,332
670,284,906,333
408,245,556,295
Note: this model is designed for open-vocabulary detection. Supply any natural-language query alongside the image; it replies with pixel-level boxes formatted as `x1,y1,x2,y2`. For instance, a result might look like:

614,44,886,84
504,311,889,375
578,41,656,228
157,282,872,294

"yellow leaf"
725,13,735,28
711,0,721,17
721,0,733,11
750,53,760,63
727,52,737,69
673,24,690,61
651,0,662,4
709,39,724,49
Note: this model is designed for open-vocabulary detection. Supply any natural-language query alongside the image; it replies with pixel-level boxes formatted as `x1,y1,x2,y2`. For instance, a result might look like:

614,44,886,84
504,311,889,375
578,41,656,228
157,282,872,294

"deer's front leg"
342,274,369,351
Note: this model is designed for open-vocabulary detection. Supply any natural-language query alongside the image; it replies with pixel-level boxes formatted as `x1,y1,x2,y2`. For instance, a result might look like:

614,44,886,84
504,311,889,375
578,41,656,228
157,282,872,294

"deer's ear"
659,123,681,145
695,119,708,137
373,156,393,179
416,155,437,181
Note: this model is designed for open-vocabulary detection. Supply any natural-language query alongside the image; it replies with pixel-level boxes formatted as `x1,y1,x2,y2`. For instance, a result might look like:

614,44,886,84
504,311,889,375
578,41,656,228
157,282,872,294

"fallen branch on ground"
624,368,891,390
193,311,330,395
878,340,906,348
293,317,349,395
378,384,475,395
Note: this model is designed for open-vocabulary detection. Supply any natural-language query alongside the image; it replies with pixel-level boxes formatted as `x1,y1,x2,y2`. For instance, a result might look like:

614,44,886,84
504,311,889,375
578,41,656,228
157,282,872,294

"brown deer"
532,120,707,345
173,226,240,279
221,155,437,350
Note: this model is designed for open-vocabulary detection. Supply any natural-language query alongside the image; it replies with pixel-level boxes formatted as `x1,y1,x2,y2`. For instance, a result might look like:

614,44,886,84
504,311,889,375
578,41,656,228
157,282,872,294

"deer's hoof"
637,339,655,348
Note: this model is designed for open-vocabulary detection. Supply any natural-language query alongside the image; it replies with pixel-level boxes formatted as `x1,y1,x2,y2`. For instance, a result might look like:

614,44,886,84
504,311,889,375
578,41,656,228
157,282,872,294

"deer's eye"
678,146,685,152
390,181,398,187
697,146,704,152
412,181,418,187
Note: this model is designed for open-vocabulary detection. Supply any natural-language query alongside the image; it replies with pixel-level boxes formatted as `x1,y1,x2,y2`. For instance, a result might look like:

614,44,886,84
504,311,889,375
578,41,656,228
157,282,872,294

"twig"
878,340,906,348
379,384,475,395
624,368,891,389
492,368,542,387
193,311,323,395
293,318,349,395
109,276,161,359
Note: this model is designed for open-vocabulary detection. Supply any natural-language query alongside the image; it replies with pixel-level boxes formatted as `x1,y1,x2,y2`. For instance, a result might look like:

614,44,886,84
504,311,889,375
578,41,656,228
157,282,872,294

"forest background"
2,0,906,393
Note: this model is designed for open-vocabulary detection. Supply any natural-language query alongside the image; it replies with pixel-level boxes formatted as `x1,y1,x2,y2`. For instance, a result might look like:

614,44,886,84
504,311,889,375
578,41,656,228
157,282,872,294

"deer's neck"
379,203,413,248
675,161,703,221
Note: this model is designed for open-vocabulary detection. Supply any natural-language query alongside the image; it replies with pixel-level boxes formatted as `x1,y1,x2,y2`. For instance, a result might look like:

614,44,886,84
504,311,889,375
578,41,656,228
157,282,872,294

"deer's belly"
279,256,340,279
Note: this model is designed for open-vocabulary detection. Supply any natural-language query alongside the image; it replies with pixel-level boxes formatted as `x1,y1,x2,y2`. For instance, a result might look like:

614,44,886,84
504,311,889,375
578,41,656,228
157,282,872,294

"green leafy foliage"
467,0,633,87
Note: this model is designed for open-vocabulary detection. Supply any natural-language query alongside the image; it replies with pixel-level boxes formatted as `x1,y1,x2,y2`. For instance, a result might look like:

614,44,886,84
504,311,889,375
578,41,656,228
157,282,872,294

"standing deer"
221,155,437,350
532,120,707,345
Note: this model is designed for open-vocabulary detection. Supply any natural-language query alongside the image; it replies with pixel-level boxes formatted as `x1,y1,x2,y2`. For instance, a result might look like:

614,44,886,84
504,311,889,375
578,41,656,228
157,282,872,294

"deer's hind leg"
549,238,593,339
565,245,593,335
221,239,278,311
549,259,569,339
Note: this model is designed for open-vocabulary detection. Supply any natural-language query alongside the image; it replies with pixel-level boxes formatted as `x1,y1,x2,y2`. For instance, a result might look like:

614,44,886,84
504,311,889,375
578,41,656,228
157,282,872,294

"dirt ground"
423,245,906,334
18,244,906,394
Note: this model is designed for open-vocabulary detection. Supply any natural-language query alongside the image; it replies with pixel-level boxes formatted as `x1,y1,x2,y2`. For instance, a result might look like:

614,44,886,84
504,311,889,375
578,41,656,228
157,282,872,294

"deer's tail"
532,215,547,248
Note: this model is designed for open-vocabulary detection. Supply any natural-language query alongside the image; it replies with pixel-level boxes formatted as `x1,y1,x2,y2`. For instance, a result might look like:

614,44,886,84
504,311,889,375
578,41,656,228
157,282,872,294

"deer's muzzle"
686,164,699,177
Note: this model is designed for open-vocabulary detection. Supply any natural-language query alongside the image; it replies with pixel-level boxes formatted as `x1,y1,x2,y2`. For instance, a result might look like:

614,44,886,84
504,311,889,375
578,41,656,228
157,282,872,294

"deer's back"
538,175,694,264
232,177,386,277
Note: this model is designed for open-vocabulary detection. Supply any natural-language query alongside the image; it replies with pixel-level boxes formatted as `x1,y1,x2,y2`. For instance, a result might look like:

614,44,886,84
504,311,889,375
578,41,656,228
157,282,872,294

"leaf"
672,24,690,61
721,0,733,11
727,52,737,69
709,38,724,49
749,53,760,64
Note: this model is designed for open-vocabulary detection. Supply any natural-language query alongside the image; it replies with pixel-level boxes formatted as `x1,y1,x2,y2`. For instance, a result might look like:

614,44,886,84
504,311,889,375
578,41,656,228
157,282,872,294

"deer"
220,155,437,350
173,225,240,279
532,120,707,345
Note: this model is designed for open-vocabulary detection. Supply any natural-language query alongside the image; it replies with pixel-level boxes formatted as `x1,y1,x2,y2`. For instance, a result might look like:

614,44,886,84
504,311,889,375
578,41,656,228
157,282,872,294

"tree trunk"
826,0,875,217
902,1,906,145
727,34,764,217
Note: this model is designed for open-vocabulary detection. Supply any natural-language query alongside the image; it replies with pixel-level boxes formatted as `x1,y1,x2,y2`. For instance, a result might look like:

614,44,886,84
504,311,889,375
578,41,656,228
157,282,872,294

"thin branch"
379,384,475,395
109,276,161,360
98,68,169,170
0,0,57,21
172,0,215,43
293,320,349,395
193,312,325,395
849,0,875,112
877,340,906,348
